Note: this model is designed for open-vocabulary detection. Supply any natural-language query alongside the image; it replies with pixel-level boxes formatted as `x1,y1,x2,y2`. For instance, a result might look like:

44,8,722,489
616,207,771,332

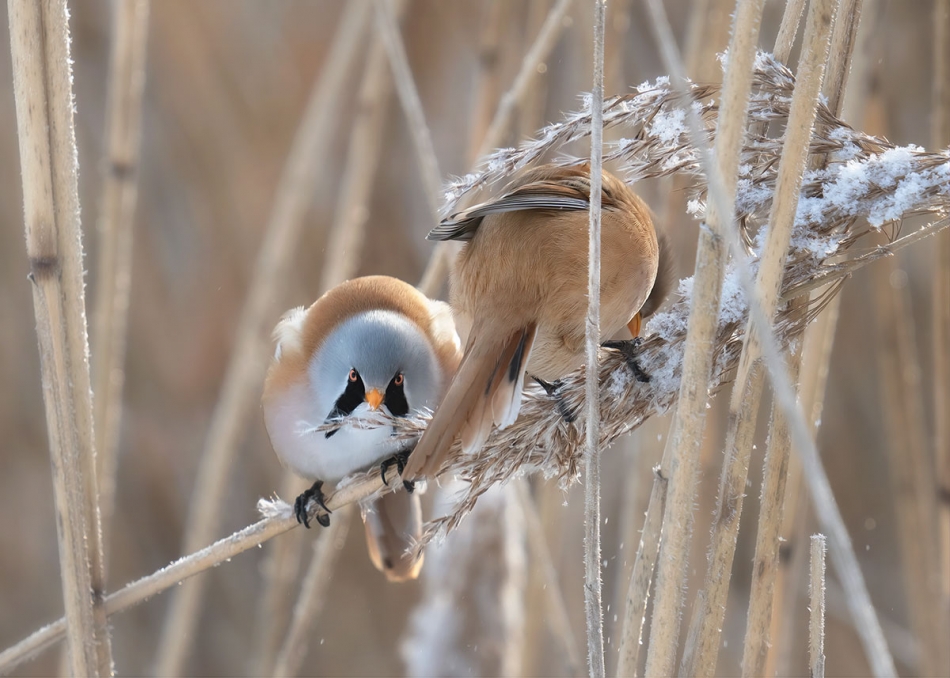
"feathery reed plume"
277,56,950,560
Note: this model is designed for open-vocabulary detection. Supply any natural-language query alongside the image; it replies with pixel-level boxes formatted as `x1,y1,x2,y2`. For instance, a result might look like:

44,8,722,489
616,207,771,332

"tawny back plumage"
404,165,660,479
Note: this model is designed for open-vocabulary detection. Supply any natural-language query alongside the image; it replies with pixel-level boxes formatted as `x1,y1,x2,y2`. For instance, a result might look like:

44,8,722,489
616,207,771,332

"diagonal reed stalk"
152,3,371,675
7,0,114,674
92,0,151,555
640,1,765,675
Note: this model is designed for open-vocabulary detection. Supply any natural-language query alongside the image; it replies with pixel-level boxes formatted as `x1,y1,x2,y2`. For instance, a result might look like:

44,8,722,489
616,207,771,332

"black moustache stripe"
324,371,366,439
385,375,409,418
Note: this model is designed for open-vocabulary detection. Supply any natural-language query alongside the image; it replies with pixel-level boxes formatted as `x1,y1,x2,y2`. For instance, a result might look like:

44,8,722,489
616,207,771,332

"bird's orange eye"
393,373,404,386
348,368,358,382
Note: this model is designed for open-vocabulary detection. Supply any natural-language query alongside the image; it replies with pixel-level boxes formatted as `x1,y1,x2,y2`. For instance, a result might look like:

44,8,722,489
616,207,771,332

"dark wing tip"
426,216,481,242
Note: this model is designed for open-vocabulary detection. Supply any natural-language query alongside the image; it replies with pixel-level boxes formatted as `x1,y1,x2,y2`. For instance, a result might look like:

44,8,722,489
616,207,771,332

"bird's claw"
380,450,415,493
602,337,651,383
533,376,578,423
294,480,332,529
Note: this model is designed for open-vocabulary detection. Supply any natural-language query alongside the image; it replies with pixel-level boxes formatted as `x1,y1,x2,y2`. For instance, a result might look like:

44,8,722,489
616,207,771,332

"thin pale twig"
809,534,827,678
583,3,606,676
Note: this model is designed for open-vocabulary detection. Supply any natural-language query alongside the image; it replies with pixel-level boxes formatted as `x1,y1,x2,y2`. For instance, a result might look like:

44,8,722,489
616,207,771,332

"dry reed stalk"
583,3,607,676
680,3,837,673
640,1,765,674
774,0,807,59
809,534,827,678
92,0,151,551
250,7,401,671
683,0,712,79
8,0,113,674
739,334,804,678
932,3,950,673
517,0,551,140
873,256,942,677
615,464,667,678
515,481,583,677
271,506,353,678
0,466,398,676
152,3,371,674
417,0,574,296
737,0,837,669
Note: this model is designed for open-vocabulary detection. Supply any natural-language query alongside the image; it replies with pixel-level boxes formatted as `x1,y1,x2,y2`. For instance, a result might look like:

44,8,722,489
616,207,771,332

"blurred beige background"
0,1,944,676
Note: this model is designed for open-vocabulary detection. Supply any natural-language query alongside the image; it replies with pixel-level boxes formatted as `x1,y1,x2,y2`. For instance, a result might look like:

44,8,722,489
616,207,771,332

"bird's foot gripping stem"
602,337,651,383
294,480,332,529
534,377,577,423
380,449,416,493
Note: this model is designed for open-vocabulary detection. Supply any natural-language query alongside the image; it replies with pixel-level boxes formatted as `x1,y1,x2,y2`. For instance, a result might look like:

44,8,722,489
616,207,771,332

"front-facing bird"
404,164,667,480
262,276,461,581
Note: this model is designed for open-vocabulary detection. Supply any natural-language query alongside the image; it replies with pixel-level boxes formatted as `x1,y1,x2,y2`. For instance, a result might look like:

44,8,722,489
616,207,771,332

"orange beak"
628,312,642,338
365,388,384,411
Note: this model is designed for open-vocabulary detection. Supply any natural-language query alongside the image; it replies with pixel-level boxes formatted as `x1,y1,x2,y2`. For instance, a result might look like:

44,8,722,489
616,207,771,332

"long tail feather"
405,325,537,479
363,492,424,582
